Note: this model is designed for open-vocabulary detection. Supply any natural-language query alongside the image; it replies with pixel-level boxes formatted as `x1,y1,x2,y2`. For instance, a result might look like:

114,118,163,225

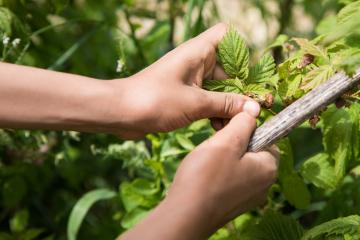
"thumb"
212,112,257,156
203,91,261,119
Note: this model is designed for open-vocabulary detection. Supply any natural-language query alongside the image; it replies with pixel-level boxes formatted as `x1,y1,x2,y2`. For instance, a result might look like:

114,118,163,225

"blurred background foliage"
0,0,358,239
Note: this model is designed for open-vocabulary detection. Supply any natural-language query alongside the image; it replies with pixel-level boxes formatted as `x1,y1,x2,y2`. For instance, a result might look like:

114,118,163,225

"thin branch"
124,8,147,66
248,69,360,152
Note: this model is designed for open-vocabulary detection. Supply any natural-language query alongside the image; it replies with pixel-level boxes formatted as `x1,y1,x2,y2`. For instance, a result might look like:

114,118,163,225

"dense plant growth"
0,0,360,240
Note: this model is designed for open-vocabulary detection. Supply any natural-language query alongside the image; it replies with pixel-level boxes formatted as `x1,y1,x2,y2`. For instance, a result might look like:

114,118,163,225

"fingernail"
243,100,260,117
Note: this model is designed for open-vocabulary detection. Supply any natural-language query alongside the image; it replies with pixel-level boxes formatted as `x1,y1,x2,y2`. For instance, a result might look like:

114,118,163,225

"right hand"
166,110,279,237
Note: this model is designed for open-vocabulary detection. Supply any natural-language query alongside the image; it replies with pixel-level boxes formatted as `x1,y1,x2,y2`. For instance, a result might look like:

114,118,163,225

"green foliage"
0,1,359,240
246,210,304,240
67,188,117,240
203,28,277,101
302,215,360,240
301,153,338,189
218,27,249,80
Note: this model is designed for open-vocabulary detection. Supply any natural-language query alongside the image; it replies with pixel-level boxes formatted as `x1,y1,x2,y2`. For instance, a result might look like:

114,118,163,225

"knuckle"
223,94,235,116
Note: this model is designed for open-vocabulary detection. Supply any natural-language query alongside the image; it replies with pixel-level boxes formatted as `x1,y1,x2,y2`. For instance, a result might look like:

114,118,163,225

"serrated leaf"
67,188,117,240
247,210,303,240
337,1,360,24
301,153,338,189
293,38,329,60
218,28,249,79
244,84,271,97
302,215,360,240
247,54,276,84
279,74,303,101
277,138,311,209
322,106,359,180
203,79,244,93
301,65,334,91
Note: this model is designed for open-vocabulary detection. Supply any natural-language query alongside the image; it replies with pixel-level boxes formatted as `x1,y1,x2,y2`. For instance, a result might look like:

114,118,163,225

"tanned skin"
0,23,279,240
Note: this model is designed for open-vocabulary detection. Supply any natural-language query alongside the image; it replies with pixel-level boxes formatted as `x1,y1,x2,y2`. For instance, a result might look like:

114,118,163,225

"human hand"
107,23,259,139
121,111,279,240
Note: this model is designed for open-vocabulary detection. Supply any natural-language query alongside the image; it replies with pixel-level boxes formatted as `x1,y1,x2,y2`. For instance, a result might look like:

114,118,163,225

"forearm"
0,62,119,133
120,193,215,240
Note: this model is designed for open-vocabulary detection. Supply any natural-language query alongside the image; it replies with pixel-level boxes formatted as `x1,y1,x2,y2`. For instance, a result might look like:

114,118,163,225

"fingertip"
243,100,261,117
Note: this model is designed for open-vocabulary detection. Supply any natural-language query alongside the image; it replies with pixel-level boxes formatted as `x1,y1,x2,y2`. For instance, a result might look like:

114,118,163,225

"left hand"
107,23,260,139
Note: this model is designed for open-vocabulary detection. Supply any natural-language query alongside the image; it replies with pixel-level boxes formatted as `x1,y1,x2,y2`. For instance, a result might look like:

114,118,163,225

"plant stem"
124,7,147,66
273,0,294,63
248,69,360,152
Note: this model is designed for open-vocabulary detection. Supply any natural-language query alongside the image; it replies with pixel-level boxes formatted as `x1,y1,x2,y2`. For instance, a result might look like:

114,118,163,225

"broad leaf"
337,1,360,24
247,210,303,240
247,53,276,84
322,106,359,180
301,65,334,91
282,173,311,209
301,153,338,189
277,138,311,209
302,215,360,240
203,79,244,93
218,28,249,79
67,188,117,240
293,38,328,60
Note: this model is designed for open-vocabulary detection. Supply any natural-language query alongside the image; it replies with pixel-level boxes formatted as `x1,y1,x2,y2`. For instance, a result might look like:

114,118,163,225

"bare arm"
0,62,116,133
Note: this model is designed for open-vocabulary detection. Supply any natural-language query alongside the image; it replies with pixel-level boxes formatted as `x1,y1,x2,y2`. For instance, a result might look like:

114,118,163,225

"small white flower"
2,35,10,46
116,58,125,73
12,38,21,47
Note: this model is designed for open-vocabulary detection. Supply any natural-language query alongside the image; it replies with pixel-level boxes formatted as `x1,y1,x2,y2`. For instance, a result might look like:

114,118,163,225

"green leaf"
302,215,360,240
282,173,311,209
19,229,44,240
2,176,27,208
120,179,160,212
339,52,360,76
322,106,359,180
301,65,334,91
218,28,249,79
247,210,303,240
337,1,360,24
301,153,338,189
278,74,303,101
10,209,29,233
244,84,271,97
277,138,311,209
203,79,243,93
175,134,195,151
247,54,276,84
0,7,13,35
293,38,328,60
67,188,117,240
121,208,149,229
265,34,289,51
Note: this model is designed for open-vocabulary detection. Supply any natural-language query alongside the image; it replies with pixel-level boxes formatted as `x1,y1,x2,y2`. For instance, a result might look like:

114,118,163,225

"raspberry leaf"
300,153,338,190
247,53,276,84
202,79,244,93
218,27,249,79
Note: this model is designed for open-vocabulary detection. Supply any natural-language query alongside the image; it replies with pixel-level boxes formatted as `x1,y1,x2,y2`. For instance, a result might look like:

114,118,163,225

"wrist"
63,78,126,134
